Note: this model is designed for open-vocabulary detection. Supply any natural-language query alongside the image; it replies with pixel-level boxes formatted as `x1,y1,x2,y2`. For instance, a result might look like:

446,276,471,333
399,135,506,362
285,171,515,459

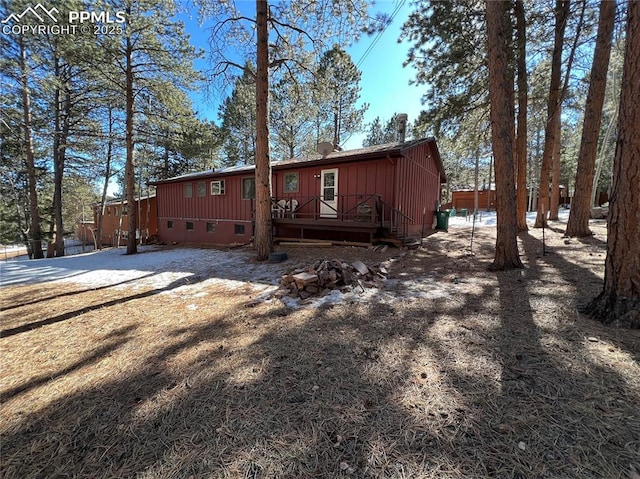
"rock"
352,260,370,276
293,272,318,286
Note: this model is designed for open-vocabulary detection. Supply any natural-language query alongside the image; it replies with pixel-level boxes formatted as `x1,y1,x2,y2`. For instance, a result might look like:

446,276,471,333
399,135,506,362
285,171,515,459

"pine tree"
218,65,257,166
485,0,523,271
99,0,201,255
585,0,640,328
565,0,616,237
362,114,405,147
316,45,368,149
202,0,386,260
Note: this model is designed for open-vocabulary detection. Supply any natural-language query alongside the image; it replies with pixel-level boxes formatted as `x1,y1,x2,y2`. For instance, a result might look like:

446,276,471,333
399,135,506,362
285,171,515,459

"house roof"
95,192,157,207
150,137,446,185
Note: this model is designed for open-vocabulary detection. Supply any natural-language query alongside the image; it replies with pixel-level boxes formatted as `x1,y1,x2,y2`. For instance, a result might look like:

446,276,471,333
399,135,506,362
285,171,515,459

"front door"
320,168,338,218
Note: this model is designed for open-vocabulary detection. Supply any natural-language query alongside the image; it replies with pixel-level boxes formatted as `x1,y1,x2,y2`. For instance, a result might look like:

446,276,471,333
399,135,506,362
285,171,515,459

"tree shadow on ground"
0,325,136,402
519,231,640,363
1,241,639,478
0,274,157,313
0,275,207,338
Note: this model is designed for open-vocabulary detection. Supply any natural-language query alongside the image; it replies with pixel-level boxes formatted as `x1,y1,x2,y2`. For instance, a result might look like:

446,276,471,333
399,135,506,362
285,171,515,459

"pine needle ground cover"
1,219,638,478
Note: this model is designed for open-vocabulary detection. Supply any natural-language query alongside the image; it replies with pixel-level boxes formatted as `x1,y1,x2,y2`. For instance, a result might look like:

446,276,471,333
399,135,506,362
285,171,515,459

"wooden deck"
272,217,380,232
269,194,410,243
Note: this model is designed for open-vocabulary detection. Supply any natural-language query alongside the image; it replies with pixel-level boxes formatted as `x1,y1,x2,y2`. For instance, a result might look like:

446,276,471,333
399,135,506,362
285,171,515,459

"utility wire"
356,0,406,69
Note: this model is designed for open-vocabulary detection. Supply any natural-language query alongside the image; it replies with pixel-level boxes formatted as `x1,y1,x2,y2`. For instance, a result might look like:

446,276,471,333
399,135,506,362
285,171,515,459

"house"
150,138,446,245
451,184,496,212
93,193,158,246
452,183,572,213
75,220,95,245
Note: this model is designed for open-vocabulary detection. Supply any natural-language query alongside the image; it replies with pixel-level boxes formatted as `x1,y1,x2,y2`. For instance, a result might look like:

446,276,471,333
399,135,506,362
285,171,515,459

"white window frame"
242,177,255,200
283,172,299,193
211,180,225,195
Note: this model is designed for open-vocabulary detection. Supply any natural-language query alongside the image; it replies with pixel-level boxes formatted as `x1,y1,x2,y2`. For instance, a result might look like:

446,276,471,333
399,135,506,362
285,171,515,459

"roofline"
150,137,446,186
94,192,156,206
425,139,447,183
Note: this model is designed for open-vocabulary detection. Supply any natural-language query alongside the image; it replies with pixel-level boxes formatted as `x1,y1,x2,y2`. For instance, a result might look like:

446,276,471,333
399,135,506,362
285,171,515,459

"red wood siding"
94,197,158,246
451,190,496,211
156,176,254,244
159,218,252,245
272,158,396,219
154,139,445,244
394,142,443,235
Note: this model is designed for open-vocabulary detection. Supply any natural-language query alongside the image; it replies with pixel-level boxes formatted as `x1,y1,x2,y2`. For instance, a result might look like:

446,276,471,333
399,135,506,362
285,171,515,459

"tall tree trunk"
586,0,640,328
97,108,115,250
163,140,170,178
52,56,63,257
514,0,528,231
289,126,295,159
254,0,273,260
486,0,523,271
125,15,137,255
565,0,616,236
551,0,586,221
473,149,480,215
52,58,70,258
549,119,561,219
534,0,569,228
591,99,618,207
486,154,493,211
19,36,44,259
529,128,542,212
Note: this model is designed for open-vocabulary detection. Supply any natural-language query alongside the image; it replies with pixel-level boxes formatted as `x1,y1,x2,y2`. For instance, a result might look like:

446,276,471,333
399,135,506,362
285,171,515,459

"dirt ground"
1,219,639,479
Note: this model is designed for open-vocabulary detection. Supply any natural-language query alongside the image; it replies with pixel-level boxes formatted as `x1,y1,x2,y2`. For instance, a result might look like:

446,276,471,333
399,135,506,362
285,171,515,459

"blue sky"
179,0,425,151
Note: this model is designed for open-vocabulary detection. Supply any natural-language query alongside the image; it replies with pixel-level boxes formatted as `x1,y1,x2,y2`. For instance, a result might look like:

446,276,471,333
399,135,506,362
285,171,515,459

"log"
275,237,371,248
292,272,318,286
280,242,332,247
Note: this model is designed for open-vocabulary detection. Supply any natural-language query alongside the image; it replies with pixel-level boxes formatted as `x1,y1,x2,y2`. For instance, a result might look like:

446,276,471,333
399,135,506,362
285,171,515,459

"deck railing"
271,194,383,224
270,194,413,242
378,199,412,241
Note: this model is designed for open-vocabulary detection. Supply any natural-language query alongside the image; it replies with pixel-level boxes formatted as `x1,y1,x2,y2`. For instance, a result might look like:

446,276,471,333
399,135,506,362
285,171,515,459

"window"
167,220,174,229
184,183,193,198
122,206,127,215
211,180,225,195
206,222,215,233
186,221,194,231
234,224,245,235
106,207,111,215
197,181,206,197
284,172,299,193
242,177,255,199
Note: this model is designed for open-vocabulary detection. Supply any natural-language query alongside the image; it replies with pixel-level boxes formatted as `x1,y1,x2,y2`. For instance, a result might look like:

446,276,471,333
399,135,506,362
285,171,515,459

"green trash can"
449,208,456,217
436,210,450,231
460,208,468,218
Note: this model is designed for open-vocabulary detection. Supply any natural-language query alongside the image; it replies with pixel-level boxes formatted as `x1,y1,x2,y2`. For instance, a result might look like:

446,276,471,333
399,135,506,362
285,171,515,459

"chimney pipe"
397,113,408,143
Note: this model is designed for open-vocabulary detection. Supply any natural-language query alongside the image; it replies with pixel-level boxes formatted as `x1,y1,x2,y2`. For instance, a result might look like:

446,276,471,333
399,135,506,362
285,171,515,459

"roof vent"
397,113,408,143
317,141,334,158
